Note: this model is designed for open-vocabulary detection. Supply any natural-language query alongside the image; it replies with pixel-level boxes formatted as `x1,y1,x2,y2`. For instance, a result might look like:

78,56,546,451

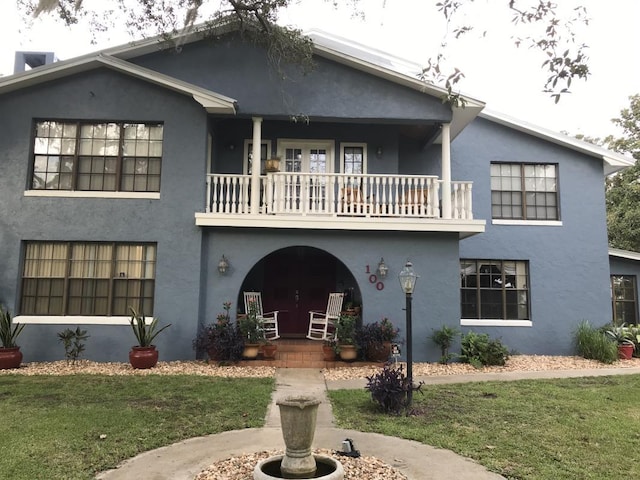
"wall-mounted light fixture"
218,255,229,275
376,146,383,158
377,257,389,278
228,143,235,151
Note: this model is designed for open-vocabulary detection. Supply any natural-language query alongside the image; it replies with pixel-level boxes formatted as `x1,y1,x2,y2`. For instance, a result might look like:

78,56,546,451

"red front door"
263,247,337,336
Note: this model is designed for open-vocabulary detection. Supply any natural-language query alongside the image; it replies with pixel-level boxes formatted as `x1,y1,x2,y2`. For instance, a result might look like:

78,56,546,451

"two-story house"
0,25,633,363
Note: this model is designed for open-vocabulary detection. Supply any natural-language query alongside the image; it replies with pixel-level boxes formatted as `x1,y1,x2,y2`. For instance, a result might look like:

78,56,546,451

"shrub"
365,363,422,414
429,325,460,364
460,331,509,368
57,327,89,364
574,320,618,364
193,301,244,363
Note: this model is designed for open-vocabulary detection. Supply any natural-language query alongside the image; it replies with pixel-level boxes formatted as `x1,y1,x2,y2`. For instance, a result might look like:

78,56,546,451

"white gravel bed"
323,355,640,381
194,449,407,480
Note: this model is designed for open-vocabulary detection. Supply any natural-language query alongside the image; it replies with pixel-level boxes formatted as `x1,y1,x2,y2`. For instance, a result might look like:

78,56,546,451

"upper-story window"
340,143,367,174
31,121,163,192
491,163,558,220
20,241,156,316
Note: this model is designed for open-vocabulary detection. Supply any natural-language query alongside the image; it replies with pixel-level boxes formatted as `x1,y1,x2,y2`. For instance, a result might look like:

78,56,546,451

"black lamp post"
398,260,418,407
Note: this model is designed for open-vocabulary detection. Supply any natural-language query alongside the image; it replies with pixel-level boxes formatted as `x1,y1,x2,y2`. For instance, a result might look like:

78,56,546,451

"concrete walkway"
96,366,640,480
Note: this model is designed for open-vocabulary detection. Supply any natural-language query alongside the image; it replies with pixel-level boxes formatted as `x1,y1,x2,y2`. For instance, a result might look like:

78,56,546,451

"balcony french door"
279,141,333,211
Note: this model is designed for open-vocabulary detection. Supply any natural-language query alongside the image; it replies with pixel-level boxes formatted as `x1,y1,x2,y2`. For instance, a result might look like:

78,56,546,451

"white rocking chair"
306,292,344,341
243,291,280,341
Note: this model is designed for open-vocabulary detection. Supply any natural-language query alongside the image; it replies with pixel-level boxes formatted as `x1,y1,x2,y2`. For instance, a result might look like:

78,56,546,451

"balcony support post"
441,123,452,219
250,117,263,214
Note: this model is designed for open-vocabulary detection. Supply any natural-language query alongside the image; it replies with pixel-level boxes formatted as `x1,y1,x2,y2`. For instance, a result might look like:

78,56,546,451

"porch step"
235,339,380,369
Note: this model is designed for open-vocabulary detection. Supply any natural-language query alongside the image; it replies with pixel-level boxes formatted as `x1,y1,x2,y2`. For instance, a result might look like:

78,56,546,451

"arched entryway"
239,246,360,337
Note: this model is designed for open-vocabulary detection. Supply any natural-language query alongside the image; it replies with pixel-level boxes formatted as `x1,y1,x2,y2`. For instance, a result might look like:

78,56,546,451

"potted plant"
238,301,264,359
0,304,25,369
322,338,337,361
358,317,399,362
261,339,278,360
193,301,244,363
265,156,281,172
606,324,636,360
335,314,358,361
429,324,460,364
129,307,171,369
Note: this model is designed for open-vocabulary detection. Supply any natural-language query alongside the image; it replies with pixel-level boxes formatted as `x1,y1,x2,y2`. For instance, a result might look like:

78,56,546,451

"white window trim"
492,219,562,227
24,190,161,199
242,139,271,175
460,319,533,327
13,315,156,325
276,139,335,172
339,142,368,174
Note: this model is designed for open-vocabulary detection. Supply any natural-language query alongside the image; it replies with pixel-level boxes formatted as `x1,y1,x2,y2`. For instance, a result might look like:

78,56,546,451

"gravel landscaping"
1,355,638,379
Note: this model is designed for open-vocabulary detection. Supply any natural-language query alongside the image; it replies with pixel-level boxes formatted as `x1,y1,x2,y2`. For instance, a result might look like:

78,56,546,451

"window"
20,242,156,316
32,121,163,192
491,163,558,220
461,260,529,320
340,143,367,174
611,275,637,325
243,140,271,175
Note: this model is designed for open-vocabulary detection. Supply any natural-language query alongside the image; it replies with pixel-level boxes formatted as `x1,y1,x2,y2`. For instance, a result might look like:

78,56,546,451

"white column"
441,123,452,219
250,117,262,214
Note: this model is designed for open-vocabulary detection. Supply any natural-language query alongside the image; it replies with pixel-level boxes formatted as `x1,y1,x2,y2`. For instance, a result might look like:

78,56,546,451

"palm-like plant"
129,307,171,347
0,305,25,348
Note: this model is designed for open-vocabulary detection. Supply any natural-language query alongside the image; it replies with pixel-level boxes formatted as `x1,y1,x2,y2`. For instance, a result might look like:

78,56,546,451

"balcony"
195,173,485,237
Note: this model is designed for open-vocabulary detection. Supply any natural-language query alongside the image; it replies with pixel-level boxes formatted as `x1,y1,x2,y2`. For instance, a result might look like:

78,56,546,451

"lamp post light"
398,260,419,408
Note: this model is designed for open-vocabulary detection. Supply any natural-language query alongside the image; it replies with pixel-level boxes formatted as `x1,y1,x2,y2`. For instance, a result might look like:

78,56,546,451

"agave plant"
0,304,25,348
129,307,171,347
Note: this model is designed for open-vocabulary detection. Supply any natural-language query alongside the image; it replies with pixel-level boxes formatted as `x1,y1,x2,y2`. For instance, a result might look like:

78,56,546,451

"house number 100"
365,265,385,291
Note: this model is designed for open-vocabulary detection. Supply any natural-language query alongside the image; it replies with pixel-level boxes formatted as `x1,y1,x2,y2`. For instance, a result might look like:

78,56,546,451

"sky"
1,0,639,139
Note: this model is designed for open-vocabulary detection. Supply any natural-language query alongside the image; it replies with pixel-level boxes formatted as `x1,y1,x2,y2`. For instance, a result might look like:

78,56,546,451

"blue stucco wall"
132,36,452,122
202,229,460,362
455,118,612,355
0,68,209,362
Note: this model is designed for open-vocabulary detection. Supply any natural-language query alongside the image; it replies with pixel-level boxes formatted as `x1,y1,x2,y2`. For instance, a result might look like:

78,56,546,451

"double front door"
262,247,337,336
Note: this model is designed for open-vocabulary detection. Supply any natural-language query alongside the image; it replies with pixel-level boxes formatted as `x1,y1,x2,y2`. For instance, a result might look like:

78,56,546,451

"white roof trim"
609,248,640,262
0,53,237,114
480,109,634,175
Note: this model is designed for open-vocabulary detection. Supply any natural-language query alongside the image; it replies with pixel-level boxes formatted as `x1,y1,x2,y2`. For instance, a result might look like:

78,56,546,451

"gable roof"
480,109,635,175
0,51,237,114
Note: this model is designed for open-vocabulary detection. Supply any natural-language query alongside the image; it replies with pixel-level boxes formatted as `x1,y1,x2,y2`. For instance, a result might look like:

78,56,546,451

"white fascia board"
480,109,635,174
609,248,640,262
0,54,236,114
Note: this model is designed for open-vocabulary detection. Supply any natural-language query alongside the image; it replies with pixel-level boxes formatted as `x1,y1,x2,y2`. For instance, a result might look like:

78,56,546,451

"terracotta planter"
618,344,634,360
243,343,260,359
338,344,357,361
129,345,158,369
0,346,23,369
322,344,336,361
265,158,281,172
367,341,391,362
262,344,277,360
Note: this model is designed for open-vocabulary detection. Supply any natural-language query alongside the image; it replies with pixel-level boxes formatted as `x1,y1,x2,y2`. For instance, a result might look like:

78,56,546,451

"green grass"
0,375,273,480
330,375,640,479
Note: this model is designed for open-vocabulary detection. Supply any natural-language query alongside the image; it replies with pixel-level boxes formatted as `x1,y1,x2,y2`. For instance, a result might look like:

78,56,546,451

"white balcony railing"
205,173,474,220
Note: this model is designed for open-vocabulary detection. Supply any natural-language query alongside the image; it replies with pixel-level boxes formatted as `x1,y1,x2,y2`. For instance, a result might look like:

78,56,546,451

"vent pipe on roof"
14,51,57,74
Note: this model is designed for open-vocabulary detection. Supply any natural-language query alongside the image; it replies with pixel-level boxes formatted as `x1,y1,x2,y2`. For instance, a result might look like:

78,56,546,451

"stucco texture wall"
454,118,612,355
0,68,209,362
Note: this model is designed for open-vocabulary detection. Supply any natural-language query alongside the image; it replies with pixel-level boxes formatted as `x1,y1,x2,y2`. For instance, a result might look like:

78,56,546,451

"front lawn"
0,375,273,480
330,374,640,479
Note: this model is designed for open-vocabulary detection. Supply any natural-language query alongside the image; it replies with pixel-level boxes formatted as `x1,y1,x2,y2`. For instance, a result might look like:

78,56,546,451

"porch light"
398,260,418,294
376,146,383,157
218,255,229,275
377,257,389,278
